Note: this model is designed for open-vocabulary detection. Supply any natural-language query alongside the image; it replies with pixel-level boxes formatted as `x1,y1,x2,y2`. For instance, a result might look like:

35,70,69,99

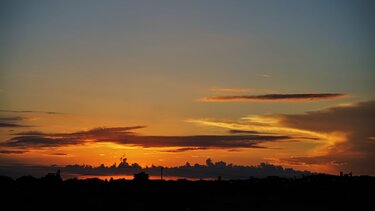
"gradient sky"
1,0,374,175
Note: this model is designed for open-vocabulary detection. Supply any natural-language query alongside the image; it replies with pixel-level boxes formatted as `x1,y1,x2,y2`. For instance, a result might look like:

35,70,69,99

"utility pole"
161,166,164,180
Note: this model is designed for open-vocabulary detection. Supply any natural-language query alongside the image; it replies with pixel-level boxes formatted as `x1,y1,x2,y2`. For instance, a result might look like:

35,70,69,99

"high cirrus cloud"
202,93,347,102
1,126,292,151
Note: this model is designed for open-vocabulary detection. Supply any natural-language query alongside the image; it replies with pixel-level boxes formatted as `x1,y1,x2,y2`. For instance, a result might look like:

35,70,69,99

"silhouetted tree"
41,170,62,183
206,158,214,167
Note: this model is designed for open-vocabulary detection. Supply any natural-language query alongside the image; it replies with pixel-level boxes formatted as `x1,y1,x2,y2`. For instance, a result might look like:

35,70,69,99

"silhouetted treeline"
0,171,373,210
0,158,311,179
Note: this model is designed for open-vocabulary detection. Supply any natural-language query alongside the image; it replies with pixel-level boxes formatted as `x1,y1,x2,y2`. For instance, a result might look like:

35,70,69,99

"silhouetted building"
133,172,149,182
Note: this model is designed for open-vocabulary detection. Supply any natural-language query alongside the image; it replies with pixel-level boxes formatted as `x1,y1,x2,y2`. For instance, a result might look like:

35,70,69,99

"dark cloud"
0,115,30,128
0,158,312,179
2,126,292,150
162,147,209,152
0,150,27,154
5,136,80,148
0,116,24,121
50,153,68,156
0,110,63,115
278,101,375,175
229,130,271,135
13,126,146,136
203,93,346,102
281,156,347,166
116,134,290,149
12,131,46,136
0,122,29,128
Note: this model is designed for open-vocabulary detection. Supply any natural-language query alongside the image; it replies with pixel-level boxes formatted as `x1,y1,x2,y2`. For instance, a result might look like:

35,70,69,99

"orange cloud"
190,101,375,175
2,126,293,152
276,101,375,175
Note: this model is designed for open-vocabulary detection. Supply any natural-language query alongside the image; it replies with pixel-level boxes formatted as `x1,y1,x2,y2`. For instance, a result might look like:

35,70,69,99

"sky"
0,0,374,176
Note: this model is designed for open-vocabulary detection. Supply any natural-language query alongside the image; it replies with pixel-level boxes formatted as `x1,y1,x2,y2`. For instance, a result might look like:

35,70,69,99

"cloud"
162,147,209,152
188,118,325,141
0,122,29,128
276,101,375,175
0,115,30,128
11,126,146,137
0,157,312,179
2,126,292,150
191,101,375,175
50,153,68,156
116,134,290,149
209,87,251,93
0,150,27,154
202,93,347,102
280,156,347,166
5,136,81,148
0,110,63,115
229,130,272,135
0,116,24,121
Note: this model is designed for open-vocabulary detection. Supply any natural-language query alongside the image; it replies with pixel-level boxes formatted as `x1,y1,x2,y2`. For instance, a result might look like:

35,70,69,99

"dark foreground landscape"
1,171,373,211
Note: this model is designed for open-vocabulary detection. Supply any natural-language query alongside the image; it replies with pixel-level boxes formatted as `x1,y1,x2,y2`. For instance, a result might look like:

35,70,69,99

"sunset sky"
1,0,374,176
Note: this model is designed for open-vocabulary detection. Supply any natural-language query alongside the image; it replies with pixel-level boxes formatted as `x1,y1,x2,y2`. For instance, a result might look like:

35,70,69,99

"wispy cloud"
209,87,251,93
0,149,28,154
229,130,272,135
0,122,30,128
2,126,292,151
0,115,30,128
50,153,68,156
202,93,347,102
0,116,25,121
0,110,63,115
162,147,209,152
187,118,325,140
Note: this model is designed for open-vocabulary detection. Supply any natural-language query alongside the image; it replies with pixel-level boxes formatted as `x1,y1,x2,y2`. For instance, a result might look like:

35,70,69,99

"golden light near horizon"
0,0,374,177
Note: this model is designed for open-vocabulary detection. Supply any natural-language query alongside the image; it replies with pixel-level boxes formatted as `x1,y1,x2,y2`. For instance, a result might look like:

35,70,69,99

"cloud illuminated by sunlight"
187,115,348,160
187,117,330,142
190,101,375,174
